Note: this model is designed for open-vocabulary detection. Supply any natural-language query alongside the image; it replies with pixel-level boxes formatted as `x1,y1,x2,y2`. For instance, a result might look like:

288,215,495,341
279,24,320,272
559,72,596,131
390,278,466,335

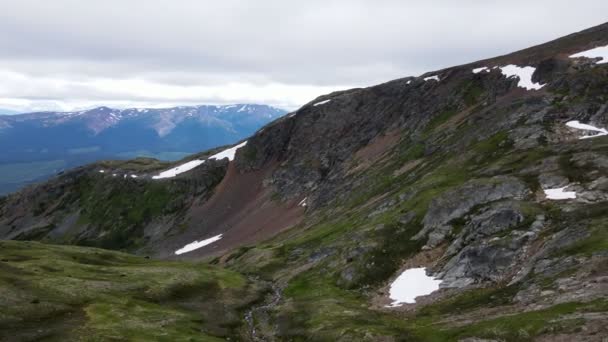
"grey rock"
439,240,521,288
368,199,398,218
538,173,569,189
415,176,529,245
445,202,525,257
398,212,417,225
510,124,544,149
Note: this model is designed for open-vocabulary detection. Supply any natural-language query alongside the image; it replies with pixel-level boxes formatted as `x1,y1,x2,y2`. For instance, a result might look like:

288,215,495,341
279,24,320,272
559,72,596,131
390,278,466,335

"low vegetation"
0,240,262,341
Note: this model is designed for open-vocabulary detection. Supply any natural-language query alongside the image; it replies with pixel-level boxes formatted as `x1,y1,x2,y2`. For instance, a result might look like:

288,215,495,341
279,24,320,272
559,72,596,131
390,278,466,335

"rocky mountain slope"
0,104,286,194
1,23,608,341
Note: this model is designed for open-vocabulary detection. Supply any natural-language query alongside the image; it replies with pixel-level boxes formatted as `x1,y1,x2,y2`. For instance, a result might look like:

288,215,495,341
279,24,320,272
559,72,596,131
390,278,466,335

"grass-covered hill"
0,240,263,341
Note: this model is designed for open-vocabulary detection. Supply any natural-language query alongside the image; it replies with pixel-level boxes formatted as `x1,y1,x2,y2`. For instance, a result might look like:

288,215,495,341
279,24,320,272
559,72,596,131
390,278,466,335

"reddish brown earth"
160,162,305,259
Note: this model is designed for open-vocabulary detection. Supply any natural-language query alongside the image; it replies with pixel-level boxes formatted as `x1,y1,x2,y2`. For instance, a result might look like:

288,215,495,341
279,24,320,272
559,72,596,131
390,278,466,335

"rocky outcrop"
444,201,526,256
414,176,529,247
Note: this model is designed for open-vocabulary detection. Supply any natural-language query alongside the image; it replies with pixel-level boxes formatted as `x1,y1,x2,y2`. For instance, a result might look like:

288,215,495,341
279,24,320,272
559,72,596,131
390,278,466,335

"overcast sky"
0,0,607,113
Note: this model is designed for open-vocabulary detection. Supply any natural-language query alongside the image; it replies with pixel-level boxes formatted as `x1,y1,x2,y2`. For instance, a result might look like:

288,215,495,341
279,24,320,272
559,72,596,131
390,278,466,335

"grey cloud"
0,0,607,111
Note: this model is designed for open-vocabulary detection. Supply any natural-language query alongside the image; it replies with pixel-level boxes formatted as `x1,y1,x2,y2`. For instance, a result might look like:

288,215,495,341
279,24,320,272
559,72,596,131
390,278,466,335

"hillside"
1,22,608,341
0,104,286,194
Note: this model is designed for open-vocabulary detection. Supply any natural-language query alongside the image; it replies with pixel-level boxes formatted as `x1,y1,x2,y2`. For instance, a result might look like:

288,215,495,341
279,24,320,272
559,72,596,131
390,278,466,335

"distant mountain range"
0,104,287,194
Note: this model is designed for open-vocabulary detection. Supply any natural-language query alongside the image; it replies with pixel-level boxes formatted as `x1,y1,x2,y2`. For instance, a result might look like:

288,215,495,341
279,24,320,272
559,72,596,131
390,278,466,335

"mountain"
0,108,20,115
1,23,608,341
0,104,287,194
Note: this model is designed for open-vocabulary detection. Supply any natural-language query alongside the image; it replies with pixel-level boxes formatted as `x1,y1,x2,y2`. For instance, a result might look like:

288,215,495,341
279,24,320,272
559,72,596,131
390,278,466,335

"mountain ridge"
1,22,608,341
0,103,287,137
0,103,287,194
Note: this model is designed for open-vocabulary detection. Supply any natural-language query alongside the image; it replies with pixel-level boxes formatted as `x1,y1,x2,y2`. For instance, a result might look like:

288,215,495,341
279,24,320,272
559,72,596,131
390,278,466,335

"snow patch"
499,65,545,90
175,234,223,255
152,141,247,179
472,67,489,74
424,75,440,82
386,267,442,307
313,99,331,107
566,120,608,139
209,141,247,161
544,186,576,200
98,170,105,173
152,159,206,179
298,197,308,207
570,45,608,64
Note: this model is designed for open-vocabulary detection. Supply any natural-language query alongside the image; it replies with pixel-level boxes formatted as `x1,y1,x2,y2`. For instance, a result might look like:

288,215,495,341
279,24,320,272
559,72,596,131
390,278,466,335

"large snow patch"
175,234,223,255
152,159,205,179
544,186,576,200
566,120,608,139
570,45,608,64
386,267,442,307
500,65,545,90
208,141,248,161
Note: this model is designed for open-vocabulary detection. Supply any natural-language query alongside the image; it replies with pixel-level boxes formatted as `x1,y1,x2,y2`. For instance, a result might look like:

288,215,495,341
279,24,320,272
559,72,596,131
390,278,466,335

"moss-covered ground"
0,240,261,341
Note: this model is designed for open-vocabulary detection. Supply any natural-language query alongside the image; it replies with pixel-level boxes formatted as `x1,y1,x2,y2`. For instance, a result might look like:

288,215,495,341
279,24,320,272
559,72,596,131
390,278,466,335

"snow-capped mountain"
0,104,286,194
0,104,285,136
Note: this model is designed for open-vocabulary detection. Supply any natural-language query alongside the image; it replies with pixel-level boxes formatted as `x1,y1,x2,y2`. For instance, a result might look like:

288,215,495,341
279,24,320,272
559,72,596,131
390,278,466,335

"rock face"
414,176,529,247
443,201,526,256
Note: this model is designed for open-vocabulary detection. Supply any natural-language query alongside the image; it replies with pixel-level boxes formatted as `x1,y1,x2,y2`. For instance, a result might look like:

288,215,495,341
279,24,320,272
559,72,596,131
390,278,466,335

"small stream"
244,277,283,341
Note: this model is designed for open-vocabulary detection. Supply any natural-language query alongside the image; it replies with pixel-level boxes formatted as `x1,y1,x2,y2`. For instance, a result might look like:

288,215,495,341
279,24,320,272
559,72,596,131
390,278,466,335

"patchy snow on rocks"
209,141,247,161
298,197,308,207
424,75,440,82
566,120,608,139
472,67,489,74
500,65,545,90
313,99,332,107
570,45,608,64
386,267,442,307
175,234,223,255
544,186,577,200
152,159,206,179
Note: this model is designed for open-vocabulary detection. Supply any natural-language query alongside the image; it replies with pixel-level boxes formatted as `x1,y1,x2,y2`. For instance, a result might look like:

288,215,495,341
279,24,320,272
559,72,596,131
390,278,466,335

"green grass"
280,271,409,340
0,240,258,341
347,221,424,288
74,177,177,250
418,285,521,317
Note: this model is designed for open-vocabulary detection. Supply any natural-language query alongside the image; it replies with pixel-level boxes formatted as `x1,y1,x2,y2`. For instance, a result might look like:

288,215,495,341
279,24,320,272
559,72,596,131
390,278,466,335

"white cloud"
0,0,607,112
